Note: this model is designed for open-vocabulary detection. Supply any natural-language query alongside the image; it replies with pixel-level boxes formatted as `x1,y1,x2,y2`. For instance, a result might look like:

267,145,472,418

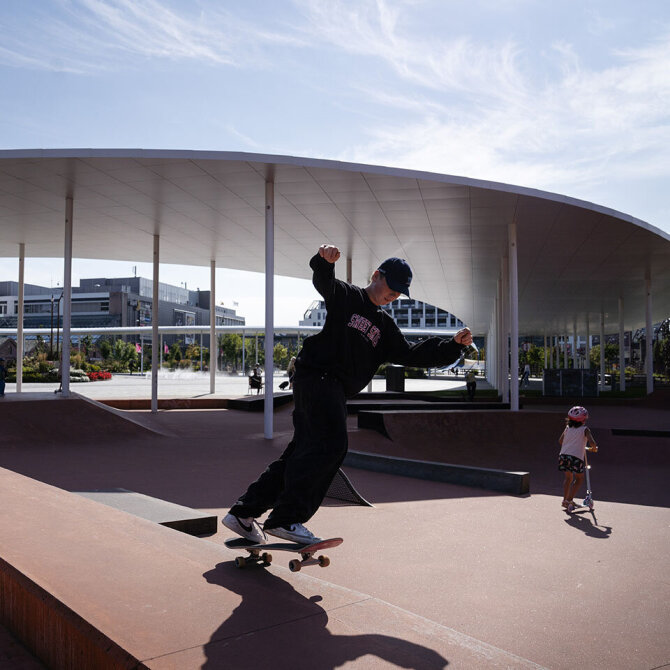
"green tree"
274,343,289,369
81,334,93,358
526,344,544,372
34,334,48,355
243,337,264,371
99,339,112,361
169,341,183,366
184,342,200,360
220,333,242,370
589,343,618,369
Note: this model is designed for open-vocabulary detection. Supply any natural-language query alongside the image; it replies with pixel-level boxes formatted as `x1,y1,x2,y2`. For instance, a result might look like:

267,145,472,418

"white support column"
564,333,568,368
264,180,275,439
508,223,519,411
600,311,606,393
585,316,590,369
61,197,73,397
17,244,25,392
487,297,498,390
491,293,499,390
151,235,159,413
572,320,578,368
500,260,510,404
645,273,653,395
210,260,216,394
619,296,626,391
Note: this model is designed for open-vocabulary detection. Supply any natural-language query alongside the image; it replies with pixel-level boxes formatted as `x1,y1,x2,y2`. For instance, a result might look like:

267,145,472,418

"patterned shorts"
558,454,585,473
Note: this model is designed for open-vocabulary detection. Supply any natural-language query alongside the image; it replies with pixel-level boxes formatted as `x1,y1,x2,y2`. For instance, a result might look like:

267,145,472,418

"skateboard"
224,537,343,572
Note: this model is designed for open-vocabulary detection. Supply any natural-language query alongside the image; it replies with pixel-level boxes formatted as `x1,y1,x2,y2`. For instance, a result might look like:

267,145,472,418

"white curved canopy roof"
1,149,668,336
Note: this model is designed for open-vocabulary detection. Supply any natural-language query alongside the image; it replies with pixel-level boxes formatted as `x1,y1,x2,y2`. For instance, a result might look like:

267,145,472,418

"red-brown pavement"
0,393,668,669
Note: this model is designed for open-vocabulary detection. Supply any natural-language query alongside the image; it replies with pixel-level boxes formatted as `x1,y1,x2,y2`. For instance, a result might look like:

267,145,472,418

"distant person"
465,368,476,401
249,366,263,394
0,358,6,397
223,244,473,545
558,406,598,509
287,356,296,389
520,364,530,388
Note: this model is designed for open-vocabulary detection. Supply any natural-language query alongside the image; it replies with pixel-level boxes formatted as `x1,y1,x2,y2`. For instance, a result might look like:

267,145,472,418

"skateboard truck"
234,547,331,572
234,548,273,569
289,552,330,572
225,537,342,572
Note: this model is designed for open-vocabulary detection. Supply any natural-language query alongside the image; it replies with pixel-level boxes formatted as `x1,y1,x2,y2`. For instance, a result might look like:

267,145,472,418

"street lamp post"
50,294,54,357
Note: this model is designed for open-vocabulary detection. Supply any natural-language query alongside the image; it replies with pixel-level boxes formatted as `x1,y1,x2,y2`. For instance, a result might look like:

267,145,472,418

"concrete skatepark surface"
0,378,668,669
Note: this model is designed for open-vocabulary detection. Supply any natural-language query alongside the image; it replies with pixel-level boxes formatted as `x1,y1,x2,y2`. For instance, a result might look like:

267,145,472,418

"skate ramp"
0,467,546,669
352,408,670,507
0,394,165,445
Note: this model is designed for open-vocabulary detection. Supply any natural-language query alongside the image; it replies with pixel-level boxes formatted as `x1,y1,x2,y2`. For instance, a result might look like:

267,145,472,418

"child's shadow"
202,561,449,669
564,511,612,539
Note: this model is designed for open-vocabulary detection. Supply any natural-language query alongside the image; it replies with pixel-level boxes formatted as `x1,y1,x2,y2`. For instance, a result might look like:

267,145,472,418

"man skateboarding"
223,244,473,544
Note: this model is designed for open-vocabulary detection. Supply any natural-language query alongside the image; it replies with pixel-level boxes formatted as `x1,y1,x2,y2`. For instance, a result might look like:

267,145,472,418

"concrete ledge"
73,489,217,536
344,450,530,495
611,428,670,438
101,398,229,410
348,401,509,415
357,408,510,436
227,392,293,411
99,394,294,411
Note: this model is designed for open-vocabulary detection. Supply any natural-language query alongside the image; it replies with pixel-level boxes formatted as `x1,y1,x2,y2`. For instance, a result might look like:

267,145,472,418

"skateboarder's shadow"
564,512,613,539
202,562,448,669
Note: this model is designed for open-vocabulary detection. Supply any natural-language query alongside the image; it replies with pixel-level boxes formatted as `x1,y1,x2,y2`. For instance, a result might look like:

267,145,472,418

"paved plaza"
3,369,482,400
0,376,667,669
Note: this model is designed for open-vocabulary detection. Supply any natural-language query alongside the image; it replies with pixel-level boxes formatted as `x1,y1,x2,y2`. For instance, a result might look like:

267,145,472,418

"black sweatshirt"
296,254,465,397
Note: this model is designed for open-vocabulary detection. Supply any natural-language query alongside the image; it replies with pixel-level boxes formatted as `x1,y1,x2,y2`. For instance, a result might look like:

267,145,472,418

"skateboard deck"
224,536,343,572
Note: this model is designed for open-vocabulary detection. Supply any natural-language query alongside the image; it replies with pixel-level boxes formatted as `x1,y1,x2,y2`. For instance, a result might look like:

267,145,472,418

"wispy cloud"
296,1,670,200
1,0,668,220
296,0,529,104
0,0,305,73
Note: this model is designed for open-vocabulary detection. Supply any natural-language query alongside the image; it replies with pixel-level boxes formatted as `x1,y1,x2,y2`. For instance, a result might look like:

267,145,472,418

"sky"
1,0,669,325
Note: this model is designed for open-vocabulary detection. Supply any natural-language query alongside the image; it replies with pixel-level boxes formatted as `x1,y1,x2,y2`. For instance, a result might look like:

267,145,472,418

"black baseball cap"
378,257,412,297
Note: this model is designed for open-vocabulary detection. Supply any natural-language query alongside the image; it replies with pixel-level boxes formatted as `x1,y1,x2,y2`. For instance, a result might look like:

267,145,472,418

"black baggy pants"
229,370,348,529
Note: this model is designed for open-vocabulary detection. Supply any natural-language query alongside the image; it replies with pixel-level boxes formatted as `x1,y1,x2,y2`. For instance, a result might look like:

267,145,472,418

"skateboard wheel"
234,556,246,568
289,559,302,572
262,553,273,565
318,556,330,568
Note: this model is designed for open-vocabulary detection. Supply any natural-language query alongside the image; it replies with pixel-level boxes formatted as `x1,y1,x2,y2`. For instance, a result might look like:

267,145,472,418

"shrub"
87,371,112,381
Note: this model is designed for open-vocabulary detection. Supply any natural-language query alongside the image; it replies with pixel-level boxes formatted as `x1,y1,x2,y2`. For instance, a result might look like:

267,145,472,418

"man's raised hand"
319,244,341,264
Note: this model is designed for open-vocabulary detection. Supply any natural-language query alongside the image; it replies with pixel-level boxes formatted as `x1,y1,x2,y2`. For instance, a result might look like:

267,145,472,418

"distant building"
0,277,244,348
300,298,464,331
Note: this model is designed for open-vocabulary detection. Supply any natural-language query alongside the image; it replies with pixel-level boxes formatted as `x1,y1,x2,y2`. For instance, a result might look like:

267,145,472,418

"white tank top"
560,425,587,459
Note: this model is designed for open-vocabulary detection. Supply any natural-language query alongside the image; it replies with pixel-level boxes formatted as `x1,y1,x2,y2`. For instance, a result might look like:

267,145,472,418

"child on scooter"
558,406,598,508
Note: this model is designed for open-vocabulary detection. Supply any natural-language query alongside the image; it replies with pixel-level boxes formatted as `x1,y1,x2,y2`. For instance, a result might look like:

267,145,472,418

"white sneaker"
266,523,321,544
222,513,267,544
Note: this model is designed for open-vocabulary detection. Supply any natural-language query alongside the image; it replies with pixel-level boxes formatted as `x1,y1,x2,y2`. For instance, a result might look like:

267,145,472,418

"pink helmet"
567,406,588,422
